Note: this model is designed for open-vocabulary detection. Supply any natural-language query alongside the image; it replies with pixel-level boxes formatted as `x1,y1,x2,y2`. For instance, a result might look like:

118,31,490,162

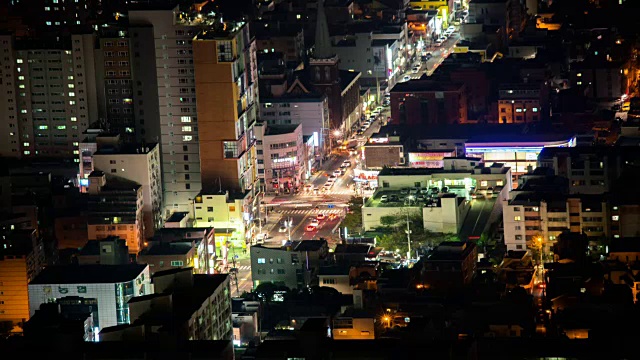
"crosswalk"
279,208,345,216
297,189,357,196
235,265,250,271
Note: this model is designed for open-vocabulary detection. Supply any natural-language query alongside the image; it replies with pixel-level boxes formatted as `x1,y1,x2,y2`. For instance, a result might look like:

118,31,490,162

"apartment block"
254,123,306,189
0,33,99,159
503,193,608,252
128,6,203,215
92,142,163,238
193,22,259,194
497,83,548,124
193,191,254,247
390,81,468,126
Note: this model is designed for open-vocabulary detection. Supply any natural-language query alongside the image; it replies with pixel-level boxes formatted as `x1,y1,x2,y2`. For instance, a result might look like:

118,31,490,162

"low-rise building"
86,171,144,254
332,308,376,340
105,268,232,341
362,159,511,233
27,264,151,332
250,240,329,290
362,134,405,169
77,237,129,265
192,191,254,247
421,241,478,289
496,82,549,124
137,241,196,275
390,81,468,126
569,60,627,101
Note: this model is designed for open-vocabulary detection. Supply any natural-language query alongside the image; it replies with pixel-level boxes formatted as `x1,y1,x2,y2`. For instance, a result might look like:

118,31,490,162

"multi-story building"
254,123,306,190
421,241,478,289
250,240,329,290
503,192,609,252
537,147,640,195
148,227,217,274
94,29,136,140
193,191,254,247
128,6,203,215
362,134,405,169
77,237,130,265
137,242,196,275
390,81,468,125
362,159,512,233
496,83,548,124
0,34,99,159
109,269,232,341
86,171,145,254
192,21,259,195
569,60,626,101
92,142,163,238
255,25,305,63
27,263,151,332
0,229,44,330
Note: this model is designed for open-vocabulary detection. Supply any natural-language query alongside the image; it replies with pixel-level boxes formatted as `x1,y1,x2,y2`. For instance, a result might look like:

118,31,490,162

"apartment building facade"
497,83,548,124
254,123,306,190
128,6,203,215
0,34,99,159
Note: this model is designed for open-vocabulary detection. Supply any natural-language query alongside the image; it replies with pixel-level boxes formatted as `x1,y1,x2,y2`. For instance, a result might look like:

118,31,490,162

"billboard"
408,151,453,168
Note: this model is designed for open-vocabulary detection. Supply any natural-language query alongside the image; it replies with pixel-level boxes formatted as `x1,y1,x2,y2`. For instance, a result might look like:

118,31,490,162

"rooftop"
93,143,158,156
390,80,464,93
264,124,300,136
139,242,194,256
426,241,477,261
30,264,147,285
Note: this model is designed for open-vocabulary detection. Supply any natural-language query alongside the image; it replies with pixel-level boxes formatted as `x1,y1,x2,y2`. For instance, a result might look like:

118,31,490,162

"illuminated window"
182,126,192,132
297,14,301,19
496,180,504,186
515,108,522,113
183,135,193,141
16,59,23,64
68,84,75,88
258,258,266,264
23,142,29,147
532,107,538,112
73,150,79,154
480,181,488,187
68,92,75,97
612,215,619,221
514,216,521,221
70,117,77,122
18,76,24,80
577,81,582,85
180,116,191,123
57,125,66,130
38,125,48,130
23,151,30,155
69,100,76,105
577,73,582,77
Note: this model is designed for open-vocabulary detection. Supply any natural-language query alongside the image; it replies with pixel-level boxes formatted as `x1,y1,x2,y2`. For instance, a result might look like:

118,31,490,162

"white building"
129,6,202,215
254,123,306,191
92,142,163,238
28,264,151,332
259,95,329,155
362,158,512,233
0,34,99,159
193,191,253,248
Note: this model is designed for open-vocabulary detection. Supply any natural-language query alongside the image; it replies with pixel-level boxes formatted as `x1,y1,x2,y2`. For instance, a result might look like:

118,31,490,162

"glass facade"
114,280,135,325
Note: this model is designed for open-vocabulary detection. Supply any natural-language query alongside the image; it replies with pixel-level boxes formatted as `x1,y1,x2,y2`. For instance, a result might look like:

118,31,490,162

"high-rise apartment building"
0,34,99,159
128,6,203,215
95,29,136,140
193,21,260,194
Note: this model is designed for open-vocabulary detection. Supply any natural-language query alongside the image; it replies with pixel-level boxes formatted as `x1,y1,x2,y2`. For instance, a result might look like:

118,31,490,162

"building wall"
27,268,151,331
0,35,20,157
390,87,468,126
92,145,163,238
55,214,89,250
193,25,258,194
257,125,305,187
193,194,247,245
250,246,307,289
137,253,192,276
188,276,232,340
319,274,352,295
570,65,625,100
332,317,375,340
363,145,404,169
128,9,202,214
0,257,30,326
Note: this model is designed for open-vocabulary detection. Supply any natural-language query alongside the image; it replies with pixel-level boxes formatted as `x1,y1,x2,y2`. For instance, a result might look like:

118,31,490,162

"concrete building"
389,81,468,126
192,21,259,195
250,240,329,289
0,33,99,159
332,309,376,340
503,192,609,252
105,269,232,341
137,241,196,275
362,134,405,169
193,191,255,247
0,229,44,330
497,83,548,124
92,142,163,238
77,237,130,265
27,264,151,332
569,60,626,101
94,28,136,141
254,123,306,191
255,25,305,63
86,171,145,254
362,158,511,233
421,241,478,289
537,147,640,195
128,6,203,215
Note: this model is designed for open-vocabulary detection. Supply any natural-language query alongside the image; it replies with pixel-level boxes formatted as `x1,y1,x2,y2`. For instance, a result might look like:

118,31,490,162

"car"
255,233,267,244
342,160,351,167
402,75,411,82
400,188,410,195
328,213,337,220
447,25,455,33
412,67,420,74
413,61,421,68
305,225,317,232
313,186,320,194
382,101,390,107
304,184,313,192
278,225,287,233
317,213,326,220
340,162,349,169
435,37,445,45
376,106,383,112
310,218,319,225
372,109,381,116
333,170,342,177
329,174,337,180
380,194,389,203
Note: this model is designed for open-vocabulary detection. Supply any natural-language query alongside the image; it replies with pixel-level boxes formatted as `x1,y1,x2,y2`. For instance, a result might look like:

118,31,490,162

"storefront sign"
408,151,453,168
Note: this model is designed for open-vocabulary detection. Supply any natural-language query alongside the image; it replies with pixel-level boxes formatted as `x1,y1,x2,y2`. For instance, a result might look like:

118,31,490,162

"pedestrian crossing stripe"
237,266,250,271
278,208,345,215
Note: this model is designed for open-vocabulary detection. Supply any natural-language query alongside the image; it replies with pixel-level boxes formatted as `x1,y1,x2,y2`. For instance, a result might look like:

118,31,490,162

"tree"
341,196,364,233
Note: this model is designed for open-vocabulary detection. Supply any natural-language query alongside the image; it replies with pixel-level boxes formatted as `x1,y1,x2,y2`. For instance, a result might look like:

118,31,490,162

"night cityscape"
0,0,639,358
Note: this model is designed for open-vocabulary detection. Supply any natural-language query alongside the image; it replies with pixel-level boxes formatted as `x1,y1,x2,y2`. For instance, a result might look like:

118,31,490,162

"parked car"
402,75,411,82
278,225,287,233
333,170,342,177
412,67,420,74
380,195,389,203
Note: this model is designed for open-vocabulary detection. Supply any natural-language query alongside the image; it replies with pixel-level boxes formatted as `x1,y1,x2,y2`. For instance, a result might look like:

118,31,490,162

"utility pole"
287,217,292,241
405,213,412,261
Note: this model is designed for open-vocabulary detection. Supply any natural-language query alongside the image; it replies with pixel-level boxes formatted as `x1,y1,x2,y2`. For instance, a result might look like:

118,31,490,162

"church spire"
313,0,334,59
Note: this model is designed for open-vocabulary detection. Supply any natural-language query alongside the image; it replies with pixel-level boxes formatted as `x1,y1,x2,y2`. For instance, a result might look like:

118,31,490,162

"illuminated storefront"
408,151,455,168
466,136,576,179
